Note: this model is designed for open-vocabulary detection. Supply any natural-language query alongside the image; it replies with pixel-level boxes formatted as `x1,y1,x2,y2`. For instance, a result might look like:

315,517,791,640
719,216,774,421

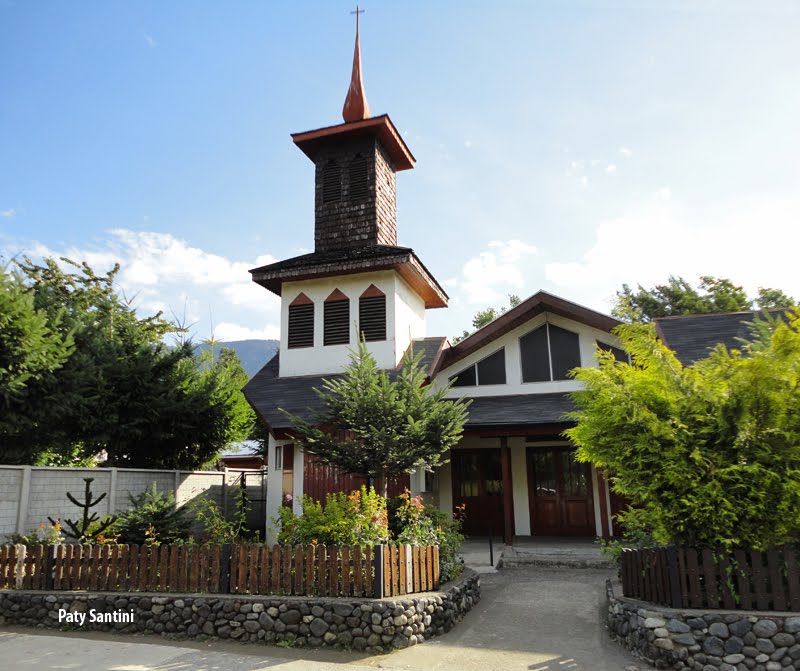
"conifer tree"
284,339,470,497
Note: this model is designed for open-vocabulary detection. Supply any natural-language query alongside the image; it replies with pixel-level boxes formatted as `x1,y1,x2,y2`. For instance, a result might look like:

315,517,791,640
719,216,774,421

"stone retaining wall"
0,569,479,652
607,580,800,670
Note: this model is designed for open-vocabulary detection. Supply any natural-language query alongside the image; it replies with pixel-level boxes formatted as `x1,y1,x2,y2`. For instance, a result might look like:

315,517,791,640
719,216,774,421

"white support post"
405,544,413,593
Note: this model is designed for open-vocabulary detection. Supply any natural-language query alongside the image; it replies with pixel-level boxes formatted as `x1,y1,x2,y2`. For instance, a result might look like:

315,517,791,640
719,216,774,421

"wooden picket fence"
0,543,439,598
621,546,800,611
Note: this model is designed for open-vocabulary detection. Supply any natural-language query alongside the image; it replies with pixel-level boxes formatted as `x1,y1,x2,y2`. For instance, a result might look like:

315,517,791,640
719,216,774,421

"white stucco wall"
278,270,427,377
432,311,624,398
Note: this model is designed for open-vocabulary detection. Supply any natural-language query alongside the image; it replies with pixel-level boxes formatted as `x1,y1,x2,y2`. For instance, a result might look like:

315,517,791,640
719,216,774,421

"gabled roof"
243,337,447,434
654,309,786,366
249,245,448,309
435,290,621,374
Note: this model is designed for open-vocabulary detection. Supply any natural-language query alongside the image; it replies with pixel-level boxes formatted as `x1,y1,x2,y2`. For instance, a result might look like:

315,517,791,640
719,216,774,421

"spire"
342,5,370,123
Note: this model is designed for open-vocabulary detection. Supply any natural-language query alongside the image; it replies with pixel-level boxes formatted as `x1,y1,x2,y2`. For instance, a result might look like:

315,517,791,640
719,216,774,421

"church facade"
244,23,624,544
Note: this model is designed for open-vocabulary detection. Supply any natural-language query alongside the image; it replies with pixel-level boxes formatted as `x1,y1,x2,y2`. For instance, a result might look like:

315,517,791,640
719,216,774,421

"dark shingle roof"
251,245,414,274
462,393,575,427
244,337,448,431
654,310,785,366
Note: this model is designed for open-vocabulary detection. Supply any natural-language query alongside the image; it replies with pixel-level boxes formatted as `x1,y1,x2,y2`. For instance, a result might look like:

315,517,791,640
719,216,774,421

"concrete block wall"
0,465,265,541
0,469,23,535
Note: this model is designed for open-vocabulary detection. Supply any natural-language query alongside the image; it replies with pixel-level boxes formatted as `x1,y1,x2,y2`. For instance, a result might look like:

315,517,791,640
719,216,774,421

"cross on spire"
342,5,370,123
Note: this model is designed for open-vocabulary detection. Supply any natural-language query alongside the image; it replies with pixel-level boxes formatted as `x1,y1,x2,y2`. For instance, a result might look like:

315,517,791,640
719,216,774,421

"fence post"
666,546,682,608
14,544,26,589
220,543,232,594
373,545,384,599
44,546,55,591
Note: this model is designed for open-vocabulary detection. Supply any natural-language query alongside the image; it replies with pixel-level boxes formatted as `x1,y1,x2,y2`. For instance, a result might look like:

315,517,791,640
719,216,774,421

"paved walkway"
0,567,652,671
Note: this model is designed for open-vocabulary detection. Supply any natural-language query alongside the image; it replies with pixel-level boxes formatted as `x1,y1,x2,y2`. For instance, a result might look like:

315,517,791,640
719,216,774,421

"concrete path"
0,567,652,671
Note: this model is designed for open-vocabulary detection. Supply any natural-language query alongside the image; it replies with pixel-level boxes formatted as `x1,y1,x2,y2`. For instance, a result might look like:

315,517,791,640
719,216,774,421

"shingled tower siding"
314,137,397,252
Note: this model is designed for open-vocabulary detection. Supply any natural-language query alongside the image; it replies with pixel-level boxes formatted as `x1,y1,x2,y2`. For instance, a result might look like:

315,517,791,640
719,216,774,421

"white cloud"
454,239,538,304
13,230,281,341
143,33,157,48
619,147,633,157
580,176,589,189
544,189,800,312
0,208,15,218
606,164,617,173
213,322,280,342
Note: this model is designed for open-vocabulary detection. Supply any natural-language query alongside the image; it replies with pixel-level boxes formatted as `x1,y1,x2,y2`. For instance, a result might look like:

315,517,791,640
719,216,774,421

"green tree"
0,264,74,462
1,257,255,467
613,275,795,323
566,311,800,550
453,294,521,343
284,339,470,497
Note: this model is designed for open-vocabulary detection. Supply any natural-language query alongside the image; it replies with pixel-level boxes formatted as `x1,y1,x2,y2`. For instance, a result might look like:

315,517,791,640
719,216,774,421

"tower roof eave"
291,114,415,171
249,245,447,308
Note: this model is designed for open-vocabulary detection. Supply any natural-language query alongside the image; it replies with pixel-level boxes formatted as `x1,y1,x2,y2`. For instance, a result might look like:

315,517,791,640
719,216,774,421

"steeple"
342,6,370,123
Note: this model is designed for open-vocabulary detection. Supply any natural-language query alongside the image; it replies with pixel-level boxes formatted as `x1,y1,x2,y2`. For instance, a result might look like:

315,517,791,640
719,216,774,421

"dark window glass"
484,450,503,496
532,451,556,497
323,299,349,346
596,340,628,363
322,160,341,204
359,295,386,342
348,154,369,202
287,304,314,349
561,451,588,496
456,453,480,497
548,324,581,380
520,326,550,382
450,365,477,387
476,348,506,385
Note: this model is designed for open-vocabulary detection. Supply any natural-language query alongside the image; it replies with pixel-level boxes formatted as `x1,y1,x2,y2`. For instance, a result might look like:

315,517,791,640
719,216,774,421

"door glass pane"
533,451,556,497
561,451,588,496
484,450,503,496
457,453,480,497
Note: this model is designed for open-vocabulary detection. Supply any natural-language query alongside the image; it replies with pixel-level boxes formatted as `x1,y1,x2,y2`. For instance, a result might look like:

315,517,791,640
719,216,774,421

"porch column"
500,437,514,545
595,467,611,538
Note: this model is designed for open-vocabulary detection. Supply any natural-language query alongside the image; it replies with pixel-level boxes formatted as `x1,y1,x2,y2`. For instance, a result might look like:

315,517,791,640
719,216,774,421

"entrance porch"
432,426,617,545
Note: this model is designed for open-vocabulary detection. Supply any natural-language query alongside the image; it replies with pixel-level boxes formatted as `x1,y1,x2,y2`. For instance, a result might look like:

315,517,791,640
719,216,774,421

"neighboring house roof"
654,310,783,366
249,245,448,309
462,392,575,428
435,290,622,375
244,337,448,433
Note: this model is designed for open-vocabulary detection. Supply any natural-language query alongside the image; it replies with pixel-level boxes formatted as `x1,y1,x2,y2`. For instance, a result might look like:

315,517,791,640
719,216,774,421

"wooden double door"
527,447,595,536
451,449,504,537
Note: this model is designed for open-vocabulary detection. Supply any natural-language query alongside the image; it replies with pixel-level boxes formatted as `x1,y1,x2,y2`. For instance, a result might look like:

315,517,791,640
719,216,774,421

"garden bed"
0,568,480,652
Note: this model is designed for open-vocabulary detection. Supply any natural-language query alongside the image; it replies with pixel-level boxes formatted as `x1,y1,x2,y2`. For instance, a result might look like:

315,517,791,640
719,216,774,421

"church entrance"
451,449,504,537
527,447,595,536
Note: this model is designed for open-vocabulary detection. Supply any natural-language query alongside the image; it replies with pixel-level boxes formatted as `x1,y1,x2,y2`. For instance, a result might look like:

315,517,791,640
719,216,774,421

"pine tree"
284,339,470,497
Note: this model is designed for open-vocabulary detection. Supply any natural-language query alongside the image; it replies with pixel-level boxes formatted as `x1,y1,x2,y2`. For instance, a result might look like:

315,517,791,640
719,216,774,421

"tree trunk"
379,468,388,500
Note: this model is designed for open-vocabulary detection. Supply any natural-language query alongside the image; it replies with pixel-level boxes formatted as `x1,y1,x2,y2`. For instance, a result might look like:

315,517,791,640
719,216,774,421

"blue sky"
2,1,800,342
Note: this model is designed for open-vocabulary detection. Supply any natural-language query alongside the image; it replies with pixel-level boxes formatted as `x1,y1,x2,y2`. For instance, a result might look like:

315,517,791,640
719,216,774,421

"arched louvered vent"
322,160,341,204
324,289,350,346
359,285,386,342
287,293,314,349
348,154,369,203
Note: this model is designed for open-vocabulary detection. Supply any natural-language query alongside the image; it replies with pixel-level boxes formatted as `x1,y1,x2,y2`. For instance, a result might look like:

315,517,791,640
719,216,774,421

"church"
243,20,708,545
